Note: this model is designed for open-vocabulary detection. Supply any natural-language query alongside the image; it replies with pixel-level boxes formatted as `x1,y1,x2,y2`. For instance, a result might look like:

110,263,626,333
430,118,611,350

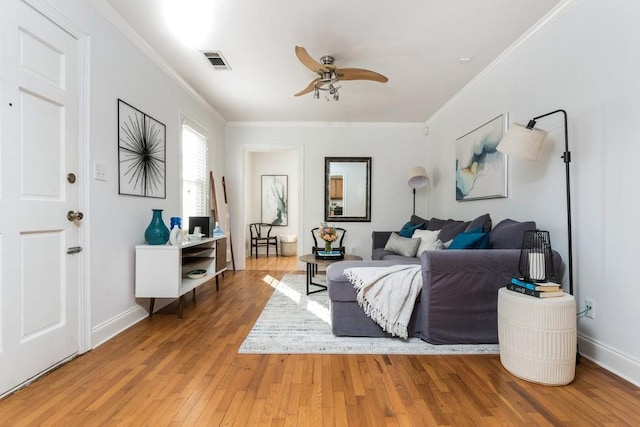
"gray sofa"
326,215,563,344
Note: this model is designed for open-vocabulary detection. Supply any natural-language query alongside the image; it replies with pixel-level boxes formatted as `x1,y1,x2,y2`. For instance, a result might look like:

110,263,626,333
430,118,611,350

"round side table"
298,253,362,295
497,287,577,386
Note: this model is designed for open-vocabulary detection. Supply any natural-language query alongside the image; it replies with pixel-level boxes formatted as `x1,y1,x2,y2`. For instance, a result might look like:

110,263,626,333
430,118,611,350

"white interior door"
0,0,83,397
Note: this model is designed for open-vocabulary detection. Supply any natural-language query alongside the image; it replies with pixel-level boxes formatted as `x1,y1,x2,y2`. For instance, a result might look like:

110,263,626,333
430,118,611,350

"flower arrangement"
318,223,337,252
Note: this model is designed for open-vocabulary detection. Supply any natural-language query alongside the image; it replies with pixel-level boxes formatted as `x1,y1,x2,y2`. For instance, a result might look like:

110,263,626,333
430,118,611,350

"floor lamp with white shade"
497,109,574,295
408,166,429,216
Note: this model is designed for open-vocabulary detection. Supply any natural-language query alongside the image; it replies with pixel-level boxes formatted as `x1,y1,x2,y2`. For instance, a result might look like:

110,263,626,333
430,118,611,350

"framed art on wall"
261,175,288,225
456,113,508,201
118,99,166,198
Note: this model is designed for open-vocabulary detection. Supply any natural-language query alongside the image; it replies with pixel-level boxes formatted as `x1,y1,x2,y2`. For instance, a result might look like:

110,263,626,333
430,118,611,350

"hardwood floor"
1,255,639,426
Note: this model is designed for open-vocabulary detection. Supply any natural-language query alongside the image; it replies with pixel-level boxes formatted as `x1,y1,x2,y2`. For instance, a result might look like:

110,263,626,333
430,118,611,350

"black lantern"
519,230,554,283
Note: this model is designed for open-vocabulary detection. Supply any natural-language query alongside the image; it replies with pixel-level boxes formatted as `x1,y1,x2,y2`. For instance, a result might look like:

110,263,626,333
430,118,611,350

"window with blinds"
182,124,208,230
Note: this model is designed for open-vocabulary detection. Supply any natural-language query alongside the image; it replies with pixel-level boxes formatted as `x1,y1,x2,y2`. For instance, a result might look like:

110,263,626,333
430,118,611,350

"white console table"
135,236,227,318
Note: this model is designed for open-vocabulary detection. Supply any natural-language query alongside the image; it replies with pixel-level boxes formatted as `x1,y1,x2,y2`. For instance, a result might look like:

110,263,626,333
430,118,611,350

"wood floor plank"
0,256,639,426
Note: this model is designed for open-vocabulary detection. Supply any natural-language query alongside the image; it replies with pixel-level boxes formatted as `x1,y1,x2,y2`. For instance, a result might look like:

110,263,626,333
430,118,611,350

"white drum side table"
498,287,577,386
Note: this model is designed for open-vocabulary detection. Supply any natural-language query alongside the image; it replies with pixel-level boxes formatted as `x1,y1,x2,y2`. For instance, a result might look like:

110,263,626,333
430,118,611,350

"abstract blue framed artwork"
456,113,508,201
261,175,288,226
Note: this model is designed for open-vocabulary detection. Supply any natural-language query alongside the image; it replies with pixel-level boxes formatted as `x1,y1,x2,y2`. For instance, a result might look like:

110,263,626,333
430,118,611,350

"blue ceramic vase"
144,209,170,245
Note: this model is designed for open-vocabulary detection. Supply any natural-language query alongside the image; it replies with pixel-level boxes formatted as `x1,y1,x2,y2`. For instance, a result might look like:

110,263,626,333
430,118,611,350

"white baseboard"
91,305,148,348
578,334,640,387
91,299,178,349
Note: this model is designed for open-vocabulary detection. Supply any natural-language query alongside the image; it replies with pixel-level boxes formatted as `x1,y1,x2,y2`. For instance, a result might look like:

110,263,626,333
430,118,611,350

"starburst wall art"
118,99,166,198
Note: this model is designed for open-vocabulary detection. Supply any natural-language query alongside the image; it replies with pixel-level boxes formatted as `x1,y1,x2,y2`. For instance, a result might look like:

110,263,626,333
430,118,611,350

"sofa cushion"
426,217,449,231
448,228,490,249
384,233,421,257
398,221,425,238
437,220,470,242
466,213,492,233
378,253,423,263
372,248,395,260
413,229,441,255
490,219,537,249
410,215,429,227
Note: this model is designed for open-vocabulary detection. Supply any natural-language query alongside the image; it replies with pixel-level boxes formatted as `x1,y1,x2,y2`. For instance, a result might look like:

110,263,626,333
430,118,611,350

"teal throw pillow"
398,221,425,238
448,230,490,249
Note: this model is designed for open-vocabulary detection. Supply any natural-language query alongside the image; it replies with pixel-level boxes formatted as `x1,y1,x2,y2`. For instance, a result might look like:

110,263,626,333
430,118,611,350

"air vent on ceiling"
202,51,231,70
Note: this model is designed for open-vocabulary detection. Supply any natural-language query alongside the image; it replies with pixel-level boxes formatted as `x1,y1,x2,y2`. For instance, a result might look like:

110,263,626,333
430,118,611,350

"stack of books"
506,277,564,298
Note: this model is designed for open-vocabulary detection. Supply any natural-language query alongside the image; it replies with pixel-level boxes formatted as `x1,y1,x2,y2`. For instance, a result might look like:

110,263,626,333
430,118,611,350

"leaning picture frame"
261,175,288,226
455,113,508,201
118,99,166,198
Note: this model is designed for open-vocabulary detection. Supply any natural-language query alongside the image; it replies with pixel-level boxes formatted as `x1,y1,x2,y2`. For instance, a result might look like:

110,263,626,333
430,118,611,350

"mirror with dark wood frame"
324,157,371,222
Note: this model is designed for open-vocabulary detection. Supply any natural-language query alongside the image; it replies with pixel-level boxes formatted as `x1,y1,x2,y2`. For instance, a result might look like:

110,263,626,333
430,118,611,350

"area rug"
238,274,499,355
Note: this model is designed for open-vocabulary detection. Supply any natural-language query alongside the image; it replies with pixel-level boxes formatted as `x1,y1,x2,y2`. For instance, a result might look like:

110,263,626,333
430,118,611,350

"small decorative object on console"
189,233,204,242
169,216,182,246
187,269,207,279
213,221,224,236
144,209,170,245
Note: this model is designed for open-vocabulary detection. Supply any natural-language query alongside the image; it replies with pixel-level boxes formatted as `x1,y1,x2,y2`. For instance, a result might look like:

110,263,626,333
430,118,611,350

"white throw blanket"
344,264,422,339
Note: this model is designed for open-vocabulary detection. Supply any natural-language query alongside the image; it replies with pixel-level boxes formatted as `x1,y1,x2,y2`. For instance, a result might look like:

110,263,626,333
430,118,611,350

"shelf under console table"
135,236,228,318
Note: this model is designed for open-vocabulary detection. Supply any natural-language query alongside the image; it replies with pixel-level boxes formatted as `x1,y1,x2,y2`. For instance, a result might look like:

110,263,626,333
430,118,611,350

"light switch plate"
94,162,106,181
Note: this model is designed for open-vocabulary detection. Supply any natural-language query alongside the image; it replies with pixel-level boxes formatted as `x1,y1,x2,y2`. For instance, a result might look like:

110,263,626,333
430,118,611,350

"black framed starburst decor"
118,99,166,198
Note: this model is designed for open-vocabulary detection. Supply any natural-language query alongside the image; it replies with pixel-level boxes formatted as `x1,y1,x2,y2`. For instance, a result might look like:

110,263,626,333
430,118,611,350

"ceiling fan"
294,46,388,100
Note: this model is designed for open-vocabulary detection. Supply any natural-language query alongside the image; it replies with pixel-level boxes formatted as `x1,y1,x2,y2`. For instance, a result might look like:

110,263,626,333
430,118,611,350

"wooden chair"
249,223,278,258
311,227,347,254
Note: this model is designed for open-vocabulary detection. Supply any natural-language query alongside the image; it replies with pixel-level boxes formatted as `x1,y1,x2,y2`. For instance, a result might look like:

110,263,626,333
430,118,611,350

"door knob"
67,211,84,221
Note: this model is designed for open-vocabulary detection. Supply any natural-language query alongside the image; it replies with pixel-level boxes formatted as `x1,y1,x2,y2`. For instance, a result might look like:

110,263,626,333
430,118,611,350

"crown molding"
225,121,425,129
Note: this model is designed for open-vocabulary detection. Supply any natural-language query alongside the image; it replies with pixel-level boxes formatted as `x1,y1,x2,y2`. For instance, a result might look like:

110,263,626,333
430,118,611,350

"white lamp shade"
497,123,548,161
408,166,429,189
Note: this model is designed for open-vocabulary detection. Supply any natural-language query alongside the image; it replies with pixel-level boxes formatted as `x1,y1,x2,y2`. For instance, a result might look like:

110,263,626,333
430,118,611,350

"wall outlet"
585,298,595,319
351,247,357,255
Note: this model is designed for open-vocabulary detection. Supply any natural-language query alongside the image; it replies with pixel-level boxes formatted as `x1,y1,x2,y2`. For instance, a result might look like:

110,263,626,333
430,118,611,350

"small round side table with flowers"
298,253,362,295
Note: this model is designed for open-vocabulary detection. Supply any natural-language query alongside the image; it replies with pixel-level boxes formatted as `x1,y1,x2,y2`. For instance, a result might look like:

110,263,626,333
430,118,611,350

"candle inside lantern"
528,252,545,281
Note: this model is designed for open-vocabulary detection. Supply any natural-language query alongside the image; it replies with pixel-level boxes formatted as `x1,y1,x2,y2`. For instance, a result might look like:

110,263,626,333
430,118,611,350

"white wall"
225,123,428,269
424,0,640,385
45,0,226,346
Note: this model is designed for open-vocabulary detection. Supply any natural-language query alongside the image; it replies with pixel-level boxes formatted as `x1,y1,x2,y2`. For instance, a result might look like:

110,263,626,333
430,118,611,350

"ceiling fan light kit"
294,46,388,101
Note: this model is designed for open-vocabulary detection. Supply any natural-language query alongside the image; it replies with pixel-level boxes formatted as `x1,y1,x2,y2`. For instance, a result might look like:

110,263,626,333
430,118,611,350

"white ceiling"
101,0,562,123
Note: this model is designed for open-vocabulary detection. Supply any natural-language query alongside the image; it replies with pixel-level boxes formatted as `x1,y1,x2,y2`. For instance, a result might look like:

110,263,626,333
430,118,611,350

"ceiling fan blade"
294,78,321,97
336,68,388,83
295,46,328,73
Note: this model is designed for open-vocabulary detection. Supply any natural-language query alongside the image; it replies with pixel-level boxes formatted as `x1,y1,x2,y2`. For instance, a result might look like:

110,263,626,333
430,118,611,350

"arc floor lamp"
497,109,574,295
408,166,429,215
